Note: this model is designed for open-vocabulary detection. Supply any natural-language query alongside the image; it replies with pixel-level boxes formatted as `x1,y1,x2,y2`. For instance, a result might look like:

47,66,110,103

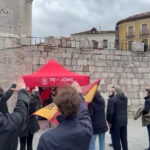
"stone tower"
0,0,33,48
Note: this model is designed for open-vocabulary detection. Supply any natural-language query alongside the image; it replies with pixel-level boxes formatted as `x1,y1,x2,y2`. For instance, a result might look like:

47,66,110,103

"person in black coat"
108,87,114,147
0,77,30,150
143,85,150,150
107,85,128,150
0,83,16,113
88,91,108,150
37,81,93,150
19,86,40,150
42,95,53,107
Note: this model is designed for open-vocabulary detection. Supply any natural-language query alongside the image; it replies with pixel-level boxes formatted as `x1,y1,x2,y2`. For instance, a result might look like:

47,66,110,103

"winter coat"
143,95,150,115
0,89,30,150
88,93,108,134
20,91,40,137
0,84,16,114
37,93,93,150
106,93,128,128
134,107,150,127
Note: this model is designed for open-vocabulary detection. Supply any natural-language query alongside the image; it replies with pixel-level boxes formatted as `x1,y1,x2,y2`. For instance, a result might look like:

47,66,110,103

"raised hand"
71,81,82,93
35,86,39,91
11,77,26,91
144,84,148,90
27,87,30,91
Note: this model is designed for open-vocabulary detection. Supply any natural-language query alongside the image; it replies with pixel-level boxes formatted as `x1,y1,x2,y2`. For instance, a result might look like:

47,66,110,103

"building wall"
0,0,32,37
71,33,115,49
118,18,150,50
1,46,150,114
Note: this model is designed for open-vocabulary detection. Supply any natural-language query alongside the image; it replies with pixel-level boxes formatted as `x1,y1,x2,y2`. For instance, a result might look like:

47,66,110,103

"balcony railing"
140,29,149,36
126,32,135,38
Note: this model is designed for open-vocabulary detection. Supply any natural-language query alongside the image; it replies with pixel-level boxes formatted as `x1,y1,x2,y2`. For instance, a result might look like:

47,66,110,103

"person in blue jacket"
37,81,93,150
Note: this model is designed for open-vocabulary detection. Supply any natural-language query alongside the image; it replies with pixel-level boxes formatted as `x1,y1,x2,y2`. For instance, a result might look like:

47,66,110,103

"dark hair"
54,87,81,117
0,87,4,97
146,89,150,96
51,87,57,97
95,90,100,95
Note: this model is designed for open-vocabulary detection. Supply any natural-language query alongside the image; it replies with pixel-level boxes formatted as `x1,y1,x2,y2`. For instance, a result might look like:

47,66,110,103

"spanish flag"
34,79,101,124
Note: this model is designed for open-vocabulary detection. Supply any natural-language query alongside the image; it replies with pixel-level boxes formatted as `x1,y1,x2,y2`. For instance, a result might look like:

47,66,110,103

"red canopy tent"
22,59,90,87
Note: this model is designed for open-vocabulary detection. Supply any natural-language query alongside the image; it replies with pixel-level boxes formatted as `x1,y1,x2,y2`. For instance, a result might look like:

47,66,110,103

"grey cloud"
32,0,150,37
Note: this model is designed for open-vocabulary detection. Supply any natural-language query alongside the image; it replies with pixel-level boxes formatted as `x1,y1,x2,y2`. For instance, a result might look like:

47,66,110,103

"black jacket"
143,95,150,115
88,93,108,134
107,93,128,128
20,91,40,137
0,84,16,114
0,89,30,150
37,93,93,150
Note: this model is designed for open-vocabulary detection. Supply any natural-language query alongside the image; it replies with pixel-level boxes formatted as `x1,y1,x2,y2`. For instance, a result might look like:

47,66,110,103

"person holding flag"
37,81,93,150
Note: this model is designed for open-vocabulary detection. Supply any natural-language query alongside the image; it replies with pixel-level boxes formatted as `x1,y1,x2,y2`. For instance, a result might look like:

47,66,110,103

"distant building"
116,12,150,50
58,36,71,47
71,28,115,49
35,36,71,47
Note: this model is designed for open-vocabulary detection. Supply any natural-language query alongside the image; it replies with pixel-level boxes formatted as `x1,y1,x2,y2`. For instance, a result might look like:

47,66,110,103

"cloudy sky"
32,0,150,37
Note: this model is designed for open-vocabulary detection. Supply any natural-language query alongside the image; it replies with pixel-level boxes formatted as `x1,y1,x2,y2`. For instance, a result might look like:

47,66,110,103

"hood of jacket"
93,93,104,104
117,93,127,101
144,95,150,101
144,95,150,103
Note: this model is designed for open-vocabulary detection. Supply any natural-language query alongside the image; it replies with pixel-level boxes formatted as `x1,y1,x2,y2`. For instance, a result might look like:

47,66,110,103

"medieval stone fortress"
0,0,150,115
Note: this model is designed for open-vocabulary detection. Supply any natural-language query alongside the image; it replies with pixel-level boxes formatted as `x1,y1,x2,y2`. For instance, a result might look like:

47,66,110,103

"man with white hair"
106,85,128,150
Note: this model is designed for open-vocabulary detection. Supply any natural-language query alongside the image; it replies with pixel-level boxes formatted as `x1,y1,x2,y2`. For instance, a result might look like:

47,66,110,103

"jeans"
19,132,34,150
89,133,105,150
147,124,150,150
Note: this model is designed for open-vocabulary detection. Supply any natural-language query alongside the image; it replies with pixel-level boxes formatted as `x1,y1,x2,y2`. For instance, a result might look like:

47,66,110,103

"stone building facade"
0,0,33,49
0,46,149,114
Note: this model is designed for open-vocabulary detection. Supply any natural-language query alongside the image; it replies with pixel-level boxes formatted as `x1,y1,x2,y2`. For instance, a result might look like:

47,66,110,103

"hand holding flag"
33,79,101,124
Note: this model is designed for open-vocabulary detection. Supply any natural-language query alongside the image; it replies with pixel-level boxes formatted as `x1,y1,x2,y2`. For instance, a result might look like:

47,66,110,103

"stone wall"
0,46,149,114
0,46,33,112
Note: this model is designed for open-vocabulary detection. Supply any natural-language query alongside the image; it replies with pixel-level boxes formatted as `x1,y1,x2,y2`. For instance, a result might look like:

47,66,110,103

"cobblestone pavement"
18,116,149,150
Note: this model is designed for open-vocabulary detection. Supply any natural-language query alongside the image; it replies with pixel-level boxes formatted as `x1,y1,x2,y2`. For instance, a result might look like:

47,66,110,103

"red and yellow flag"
33,79,101,124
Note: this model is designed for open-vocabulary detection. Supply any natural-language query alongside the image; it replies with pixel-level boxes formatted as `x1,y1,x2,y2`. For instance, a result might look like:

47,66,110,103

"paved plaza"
18,116,149,150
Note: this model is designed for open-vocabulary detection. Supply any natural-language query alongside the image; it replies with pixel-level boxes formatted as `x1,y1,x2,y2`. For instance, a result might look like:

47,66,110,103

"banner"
33,79,101,124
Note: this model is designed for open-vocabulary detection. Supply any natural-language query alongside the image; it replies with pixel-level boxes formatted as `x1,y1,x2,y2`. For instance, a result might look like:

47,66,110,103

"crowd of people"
0,77,150,150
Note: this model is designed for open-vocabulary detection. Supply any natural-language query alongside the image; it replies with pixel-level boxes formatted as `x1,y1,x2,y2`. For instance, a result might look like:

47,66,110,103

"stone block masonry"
0,46,150,114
